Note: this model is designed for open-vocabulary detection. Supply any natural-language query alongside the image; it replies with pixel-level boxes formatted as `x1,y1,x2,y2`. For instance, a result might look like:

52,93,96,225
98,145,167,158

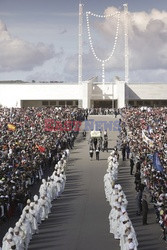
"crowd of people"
1,151,67,249
89,108,119,117
104,148,138,250
119,107,167,241
0,107,86,224
0,104,166,248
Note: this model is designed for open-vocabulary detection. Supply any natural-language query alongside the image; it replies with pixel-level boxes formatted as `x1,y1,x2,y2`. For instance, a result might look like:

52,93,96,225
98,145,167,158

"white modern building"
0,78,166,109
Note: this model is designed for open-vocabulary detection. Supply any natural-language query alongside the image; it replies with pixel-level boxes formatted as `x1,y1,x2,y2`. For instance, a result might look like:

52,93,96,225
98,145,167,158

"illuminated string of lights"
86,10,121,85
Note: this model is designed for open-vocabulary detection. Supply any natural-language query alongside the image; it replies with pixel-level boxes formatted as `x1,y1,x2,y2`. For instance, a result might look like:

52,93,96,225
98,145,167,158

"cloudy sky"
0,0,167,83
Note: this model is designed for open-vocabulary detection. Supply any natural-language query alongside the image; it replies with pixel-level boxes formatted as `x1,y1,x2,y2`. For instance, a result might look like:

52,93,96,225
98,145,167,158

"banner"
90,131,101,138
153,152,163,173
142,130,154,147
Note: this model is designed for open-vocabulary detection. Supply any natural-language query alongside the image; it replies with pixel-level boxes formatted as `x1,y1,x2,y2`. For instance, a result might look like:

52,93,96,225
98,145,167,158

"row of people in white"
104,149,138,250
1,152,68,250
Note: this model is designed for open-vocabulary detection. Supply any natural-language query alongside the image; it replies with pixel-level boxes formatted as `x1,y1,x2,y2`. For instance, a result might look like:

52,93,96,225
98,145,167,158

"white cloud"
101,7,167,71
0,20,57,72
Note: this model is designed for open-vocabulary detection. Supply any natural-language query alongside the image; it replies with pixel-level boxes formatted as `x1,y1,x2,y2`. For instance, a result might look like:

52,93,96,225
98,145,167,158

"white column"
78,3,83,84
112,82,114,109
117,81,125,108
123,3,129,83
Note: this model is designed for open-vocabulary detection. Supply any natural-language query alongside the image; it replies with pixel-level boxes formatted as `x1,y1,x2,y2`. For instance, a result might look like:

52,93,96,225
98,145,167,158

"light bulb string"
86,11,120,63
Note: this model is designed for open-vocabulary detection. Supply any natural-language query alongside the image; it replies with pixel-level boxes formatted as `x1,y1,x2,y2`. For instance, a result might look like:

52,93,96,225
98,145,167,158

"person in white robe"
47,177,54,201
119,220,132,250
39,179,47,197
111,164,118,183
60,171,66,192
29,203,38,234
113,204,122,239
38,195,50,221
50,177,57,200
2,228,14,244
24,207,36,235
109,188,119,208
2,233,14,250
125,233,137,250
19,215,31,249
21,210,33,243
109,202,118,234
65,148,70,161
104,173,113,202
53,172,63,197
108,150,115,163
15,221,26,249
8,241,16,250
33,195,42,224
13,227,24,250
63,158,67,171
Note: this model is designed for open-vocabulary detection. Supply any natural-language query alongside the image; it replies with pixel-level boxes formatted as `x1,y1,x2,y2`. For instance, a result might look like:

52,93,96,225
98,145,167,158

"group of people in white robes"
1,152,68,250
104,149,138,250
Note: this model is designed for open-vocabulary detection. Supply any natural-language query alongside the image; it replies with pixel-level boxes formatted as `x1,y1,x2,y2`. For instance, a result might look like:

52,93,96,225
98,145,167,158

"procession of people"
88,130,109,161
104,148,138,250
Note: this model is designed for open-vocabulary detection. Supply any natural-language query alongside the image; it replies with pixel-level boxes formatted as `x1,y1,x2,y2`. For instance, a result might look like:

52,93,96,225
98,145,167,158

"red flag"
36,145,45,152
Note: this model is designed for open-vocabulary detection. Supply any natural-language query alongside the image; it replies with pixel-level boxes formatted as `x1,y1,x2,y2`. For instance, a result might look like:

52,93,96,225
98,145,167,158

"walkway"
29,115,119,250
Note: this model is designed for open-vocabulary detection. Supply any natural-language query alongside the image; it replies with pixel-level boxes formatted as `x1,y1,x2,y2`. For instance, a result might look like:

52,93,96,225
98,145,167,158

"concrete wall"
0,83,82,107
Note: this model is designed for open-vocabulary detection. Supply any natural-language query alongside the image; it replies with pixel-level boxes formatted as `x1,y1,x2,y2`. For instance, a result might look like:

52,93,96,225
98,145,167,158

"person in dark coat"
89,145,94,160
95,146,100,161
121,142,126,161
129,153,135,175
142,194,149,225
134,170,141,190
126,143,130,159
93,138,97,151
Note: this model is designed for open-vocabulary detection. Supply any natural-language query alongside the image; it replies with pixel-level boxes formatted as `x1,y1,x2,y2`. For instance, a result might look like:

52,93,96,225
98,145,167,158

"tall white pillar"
78,3,83,84
123,3,129,83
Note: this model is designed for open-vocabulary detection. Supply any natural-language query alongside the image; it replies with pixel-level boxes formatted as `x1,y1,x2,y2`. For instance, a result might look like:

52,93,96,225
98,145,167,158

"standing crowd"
0,106,87,248
89,108,119,117
104,148,138,250
119,107,167,241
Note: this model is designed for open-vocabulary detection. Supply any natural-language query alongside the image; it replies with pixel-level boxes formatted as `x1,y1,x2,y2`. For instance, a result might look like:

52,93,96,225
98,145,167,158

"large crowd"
119,107,167,241
0,104,167,248
1,152,67,249
0,107,87,224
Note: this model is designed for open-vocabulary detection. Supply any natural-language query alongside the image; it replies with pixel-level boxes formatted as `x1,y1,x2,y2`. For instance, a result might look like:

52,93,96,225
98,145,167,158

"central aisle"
29,115,119,250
